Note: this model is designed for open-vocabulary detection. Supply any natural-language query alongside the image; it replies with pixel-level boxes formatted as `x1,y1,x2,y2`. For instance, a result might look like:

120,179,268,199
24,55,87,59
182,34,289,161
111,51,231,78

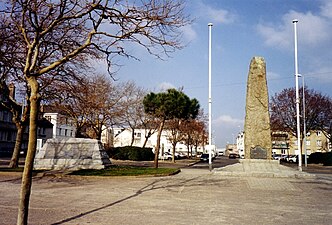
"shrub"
308,152,332,166
323,152,332,166
308,152,324,164
106,146,154,161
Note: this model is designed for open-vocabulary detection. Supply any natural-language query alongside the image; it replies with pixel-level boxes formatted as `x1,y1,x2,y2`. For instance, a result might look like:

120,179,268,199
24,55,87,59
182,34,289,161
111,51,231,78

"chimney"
8,83,15,99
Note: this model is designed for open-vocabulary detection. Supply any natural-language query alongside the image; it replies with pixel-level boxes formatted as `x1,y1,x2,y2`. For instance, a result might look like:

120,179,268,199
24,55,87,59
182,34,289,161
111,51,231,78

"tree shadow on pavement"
51,175,227,225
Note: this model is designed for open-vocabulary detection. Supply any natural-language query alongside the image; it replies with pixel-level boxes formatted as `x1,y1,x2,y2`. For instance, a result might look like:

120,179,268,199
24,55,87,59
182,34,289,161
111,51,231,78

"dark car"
228,153,239,159
200,153,210,162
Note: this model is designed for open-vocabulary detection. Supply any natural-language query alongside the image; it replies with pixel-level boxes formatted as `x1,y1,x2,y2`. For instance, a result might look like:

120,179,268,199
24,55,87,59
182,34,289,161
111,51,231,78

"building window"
316,140,322,147
306,140,310,146
316,131,322,136
45,116,52,122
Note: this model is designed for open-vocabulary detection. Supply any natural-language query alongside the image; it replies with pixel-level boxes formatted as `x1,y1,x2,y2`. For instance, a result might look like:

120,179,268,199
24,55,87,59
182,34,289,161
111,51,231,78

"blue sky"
113,0,332,148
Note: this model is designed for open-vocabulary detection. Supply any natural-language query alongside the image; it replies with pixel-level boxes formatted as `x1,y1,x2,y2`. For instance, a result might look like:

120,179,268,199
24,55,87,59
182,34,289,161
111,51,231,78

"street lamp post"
292,19,302,171
302,75,307,167
208,23,213,171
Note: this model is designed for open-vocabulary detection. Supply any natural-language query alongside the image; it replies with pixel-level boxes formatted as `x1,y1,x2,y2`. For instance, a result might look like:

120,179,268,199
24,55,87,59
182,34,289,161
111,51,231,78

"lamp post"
302,75,307,167
208,22,213,171
292,19,302,171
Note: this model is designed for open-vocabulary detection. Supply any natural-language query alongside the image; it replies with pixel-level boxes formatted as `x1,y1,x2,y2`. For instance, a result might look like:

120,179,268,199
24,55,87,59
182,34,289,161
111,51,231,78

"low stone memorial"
34,138,111,170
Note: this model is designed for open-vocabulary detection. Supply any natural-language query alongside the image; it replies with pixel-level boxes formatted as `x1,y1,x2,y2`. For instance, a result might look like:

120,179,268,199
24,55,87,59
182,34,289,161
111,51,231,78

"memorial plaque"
250,145,267,159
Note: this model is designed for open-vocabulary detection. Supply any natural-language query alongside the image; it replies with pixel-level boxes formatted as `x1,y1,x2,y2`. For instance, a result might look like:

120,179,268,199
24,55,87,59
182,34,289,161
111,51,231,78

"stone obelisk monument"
244,57,272,159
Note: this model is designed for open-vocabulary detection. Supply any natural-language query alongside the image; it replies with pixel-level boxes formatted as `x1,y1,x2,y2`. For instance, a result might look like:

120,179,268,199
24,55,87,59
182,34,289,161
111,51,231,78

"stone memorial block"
34,138,111,170
244,57,272,159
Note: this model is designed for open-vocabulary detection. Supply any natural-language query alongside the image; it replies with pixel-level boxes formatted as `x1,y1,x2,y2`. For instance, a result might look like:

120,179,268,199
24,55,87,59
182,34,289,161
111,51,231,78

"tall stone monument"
244,57,272,159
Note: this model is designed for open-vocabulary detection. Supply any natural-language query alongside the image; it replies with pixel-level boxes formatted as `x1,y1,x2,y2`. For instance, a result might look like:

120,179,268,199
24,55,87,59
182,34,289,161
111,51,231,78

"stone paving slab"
213,159,316,178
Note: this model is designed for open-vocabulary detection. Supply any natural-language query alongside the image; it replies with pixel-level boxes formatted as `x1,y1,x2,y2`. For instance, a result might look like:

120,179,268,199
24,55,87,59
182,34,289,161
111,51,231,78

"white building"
236,131,245,158
43,112,76,139
112,128,204,156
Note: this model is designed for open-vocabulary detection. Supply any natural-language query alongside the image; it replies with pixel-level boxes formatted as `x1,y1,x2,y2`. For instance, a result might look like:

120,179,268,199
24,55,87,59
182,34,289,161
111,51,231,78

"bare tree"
120,82,147,146
0,17,30,168
180,118,207,157
47,75,139,140
165,118,182,162
140,115,159,148
270,87,331,154
1,1,190,224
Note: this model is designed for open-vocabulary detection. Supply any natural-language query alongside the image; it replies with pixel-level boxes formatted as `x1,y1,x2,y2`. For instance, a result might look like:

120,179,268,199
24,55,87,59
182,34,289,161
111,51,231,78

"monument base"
214,159,313,178
34,138,111,171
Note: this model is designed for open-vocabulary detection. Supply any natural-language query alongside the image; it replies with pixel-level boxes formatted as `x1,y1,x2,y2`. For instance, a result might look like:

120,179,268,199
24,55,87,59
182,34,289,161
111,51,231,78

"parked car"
228,153,240,159
272,154,287,161
158,152,172,160
200,153,210,162
287,155,297,163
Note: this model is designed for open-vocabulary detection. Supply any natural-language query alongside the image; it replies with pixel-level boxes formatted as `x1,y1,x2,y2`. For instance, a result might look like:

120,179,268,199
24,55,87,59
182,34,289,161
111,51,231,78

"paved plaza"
0,165,331,225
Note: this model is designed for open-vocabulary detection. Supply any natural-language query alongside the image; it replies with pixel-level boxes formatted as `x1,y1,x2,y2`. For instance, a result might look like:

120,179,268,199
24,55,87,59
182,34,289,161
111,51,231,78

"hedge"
106,146,154,161
308,152,332,166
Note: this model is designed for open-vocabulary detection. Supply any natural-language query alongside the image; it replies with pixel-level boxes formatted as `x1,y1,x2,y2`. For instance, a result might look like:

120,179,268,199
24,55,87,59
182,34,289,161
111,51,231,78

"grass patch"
69,165,179,177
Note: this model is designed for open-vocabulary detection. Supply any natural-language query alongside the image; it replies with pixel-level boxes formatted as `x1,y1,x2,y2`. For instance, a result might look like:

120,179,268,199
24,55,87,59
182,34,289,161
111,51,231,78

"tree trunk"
17,78,39,225
154,120,165,168
172,144,176,163
142,130,152,148
142,137,148,148
9,124,23,168
130,129,135,146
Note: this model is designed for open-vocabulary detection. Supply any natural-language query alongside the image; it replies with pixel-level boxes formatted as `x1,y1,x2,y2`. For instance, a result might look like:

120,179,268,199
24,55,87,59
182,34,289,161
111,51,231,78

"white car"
286,155,297,163
158,152,172,160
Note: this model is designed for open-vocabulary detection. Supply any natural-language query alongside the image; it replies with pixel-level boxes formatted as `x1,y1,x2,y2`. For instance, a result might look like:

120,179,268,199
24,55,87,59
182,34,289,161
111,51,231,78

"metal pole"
208,23,213,171
302,76,307,167
293,19,302,171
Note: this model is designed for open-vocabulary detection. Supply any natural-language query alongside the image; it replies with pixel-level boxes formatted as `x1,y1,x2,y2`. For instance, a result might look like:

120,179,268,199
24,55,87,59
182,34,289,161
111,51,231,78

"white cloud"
213,115,244,126
157,82,176,91
205,7,236,24
267,71,281,80
256,1,332,84
194,1,237,25
320,0,332,19
257,8,331,50
180,24,197,43
212,114,244,146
